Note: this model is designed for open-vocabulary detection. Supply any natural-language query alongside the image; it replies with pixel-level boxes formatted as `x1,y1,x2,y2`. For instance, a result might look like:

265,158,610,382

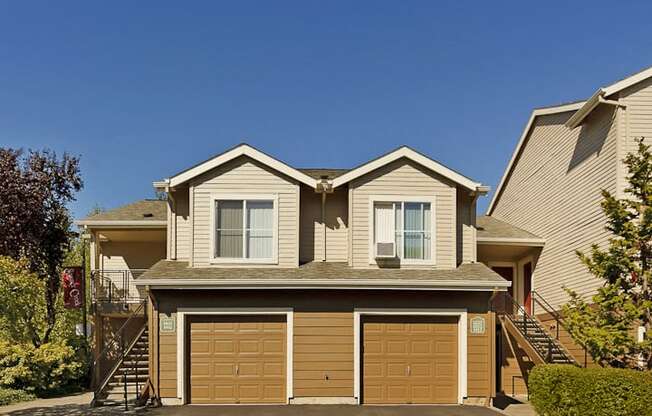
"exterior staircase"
97,327,149,405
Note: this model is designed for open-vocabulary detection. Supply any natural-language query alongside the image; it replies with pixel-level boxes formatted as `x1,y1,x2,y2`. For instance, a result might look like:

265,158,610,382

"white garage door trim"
353,308,468,404
176,307,294,404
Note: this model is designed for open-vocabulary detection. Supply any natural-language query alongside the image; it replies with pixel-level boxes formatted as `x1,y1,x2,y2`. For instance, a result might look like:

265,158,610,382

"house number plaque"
470,316,486,335
160,316,176,333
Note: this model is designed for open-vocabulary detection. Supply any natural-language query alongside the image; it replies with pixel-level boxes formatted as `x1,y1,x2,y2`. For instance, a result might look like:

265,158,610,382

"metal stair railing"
491,291,574,365
530,290,589,367
91,299,147,407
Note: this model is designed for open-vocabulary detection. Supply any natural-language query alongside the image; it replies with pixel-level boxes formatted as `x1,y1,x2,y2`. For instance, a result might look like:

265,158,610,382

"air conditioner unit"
375,242,396,258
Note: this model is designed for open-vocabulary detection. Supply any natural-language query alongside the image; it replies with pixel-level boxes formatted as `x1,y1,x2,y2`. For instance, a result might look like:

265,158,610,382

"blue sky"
1,1,651,219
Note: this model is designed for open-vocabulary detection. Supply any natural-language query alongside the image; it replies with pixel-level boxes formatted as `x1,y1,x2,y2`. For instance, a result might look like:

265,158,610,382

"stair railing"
531,290,589,367
491,291,572,364
91,299,147,407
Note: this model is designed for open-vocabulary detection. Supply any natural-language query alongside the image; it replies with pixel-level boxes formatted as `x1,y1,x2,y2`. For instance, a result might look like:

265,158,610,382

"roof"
77,200,167,227
298,168,349,180
161,143,318,188
476,216,544,245
135,260,510,290
486,101,585,214
331,145,487,192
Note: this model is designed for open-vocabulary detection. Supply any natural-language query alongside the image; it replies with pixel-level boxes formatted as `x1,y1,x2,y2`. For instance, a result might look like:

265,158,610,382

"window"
373,200,432,261
214,197,275,262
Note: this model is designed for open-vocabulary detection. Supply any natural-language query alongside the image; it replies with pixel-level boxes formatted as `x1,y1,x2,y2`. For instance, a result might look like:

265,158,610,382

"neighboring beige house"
80,65,652,408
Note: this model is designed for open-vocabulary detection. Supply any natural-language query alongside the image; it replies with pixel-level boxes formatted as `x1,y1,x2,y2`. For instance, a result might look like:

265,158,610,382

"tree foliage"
564,138,652,369
0,148,82,345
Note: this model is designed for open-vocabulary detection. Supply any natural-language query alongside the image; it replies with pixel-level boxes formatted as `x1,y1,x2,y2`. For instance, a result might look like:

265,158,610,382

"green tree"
564,138,652,370
0,149,82,345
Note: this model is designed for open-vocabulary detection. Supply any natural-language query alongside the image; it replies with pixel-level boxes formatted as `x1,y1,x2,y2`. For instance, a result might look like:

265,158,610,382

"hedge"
529,364,652,416
0,388,35,406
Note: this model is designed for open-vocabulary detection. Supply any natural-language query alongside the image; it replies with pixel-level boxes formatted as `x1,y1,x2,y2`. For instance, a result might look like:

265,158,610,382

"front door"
523,262,532,314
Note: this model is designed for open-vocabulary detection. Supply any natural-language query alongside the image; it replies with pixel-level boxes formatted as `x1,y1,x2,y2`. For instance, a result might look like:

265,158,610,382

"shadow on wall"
299,186,347,264
567,105,615,173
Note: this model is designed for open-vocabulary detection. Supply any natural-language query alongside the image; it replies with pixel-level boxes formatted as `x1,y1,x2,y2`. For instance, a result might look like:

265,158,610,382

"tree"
564,138,652,370
0,149,82,346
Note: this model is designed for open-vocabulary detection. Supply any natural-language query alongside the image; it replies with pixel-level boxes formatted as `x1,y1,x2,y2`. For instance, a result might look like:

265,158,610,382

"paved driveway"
148,405,504,416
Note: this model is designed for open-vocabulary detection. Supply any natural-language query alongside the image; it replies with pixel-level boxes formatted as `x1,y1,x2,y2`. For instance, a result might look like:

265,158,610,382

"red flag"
62,267,84,309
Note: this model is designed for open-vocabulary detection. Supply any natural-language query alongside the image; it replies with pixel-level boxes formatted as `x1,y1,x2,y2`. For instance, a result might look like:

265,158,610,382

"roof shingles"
80,199,167,222
476,215,541,240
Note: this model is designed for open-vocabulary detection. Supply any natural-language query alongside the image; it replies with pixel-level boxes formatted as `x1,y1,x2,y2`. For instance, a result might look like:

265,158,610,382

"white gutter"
476,237,545,247
75,220,167,228
133,278,511,290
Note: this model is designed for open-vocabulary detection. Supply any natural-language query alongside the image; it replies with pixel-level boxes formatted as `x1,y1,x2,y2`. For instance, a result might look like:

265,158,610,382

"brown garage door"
188,315,286,404
362,315,458,404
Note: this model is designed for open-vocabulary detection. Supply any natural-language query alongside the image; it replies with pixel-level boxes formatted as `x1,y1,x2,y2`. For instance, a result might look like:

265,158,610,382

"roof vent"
143,213,154,218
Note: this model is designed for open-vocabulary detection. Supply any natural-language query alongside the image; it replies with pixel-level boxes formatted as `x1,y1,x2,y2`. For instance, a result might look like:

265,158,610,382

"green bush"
0,388,35,406
529,364,652,416
0,341,86,396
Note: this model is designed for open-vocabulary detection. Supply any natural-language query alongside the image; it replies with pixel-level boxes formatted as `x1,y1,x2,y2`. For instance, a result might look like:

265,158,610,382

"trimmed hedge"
0,388,35,406
529,364,652,416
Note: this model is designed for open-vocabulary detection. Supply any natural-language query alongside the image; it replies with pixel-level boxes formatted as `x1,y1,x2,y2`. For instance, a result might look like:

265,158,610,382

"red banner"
62,267,84,309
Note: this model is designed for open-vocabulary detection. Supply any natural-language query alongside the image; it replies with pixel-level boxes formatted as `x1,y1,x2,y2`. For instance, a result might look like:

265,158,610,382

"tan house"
79,63,652,406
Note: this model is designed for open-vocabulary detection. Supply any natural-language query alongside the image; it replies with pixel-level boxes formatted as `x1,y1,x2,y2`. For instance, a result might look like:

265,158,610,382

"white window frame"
353,308,468,404
209,193,279,265
176,307,293,404
368,195,437,266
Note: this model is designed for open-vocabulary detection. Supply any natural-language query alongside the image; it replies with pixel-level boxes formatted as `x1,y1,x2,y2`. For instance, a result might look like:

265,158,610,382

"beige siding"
457,190,477,265
349,158,457,269
172,189,191,260
491,105,618,309
299,187,349,263
293,312,353,397
190,156,299,268
100,241,166,270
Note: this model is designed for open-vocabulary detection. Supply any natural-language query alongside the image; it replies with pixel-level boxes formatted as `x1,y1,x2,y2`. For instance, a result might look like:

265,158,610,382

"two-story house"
82,144,556,407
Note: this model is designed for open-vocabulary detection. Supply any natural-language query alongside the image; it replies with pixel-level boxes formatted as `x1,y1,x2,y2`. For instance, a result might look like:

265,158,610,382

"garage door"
188,315,286,404
362,315,458,404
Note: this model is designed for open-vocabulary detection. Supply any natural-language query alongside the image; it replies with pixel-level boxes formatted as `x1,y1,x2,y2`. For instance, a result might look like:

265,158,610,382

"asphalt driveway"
148,405,504,416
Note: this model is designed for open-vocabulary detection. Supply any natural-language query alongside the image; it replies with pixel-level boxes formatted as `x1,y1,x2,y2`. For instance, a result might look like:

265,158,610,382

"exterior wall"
190,156,300,268
152,289,495,401
171,189,191,260
299,187,349,263
100,241,166,270
498,329,531,396
491,105,619,309
349,158,457,269
457,190,477,265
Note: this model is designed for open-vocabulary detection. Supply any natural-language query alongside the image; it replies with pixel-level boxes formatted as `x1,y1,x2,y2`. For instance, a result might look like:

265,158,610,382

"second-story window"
373,200,432,262
215,198,275,261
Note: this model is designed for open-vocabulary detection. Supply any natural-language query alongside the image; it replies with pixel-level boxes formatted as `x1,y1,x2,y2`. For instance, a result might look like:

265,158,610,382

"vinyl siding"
299,187,349,263
190,156,299,268
100,241,166,270
457,191,477,265
172,189,191,260
491,105,618,309
349,158,457,269
293,312,353,397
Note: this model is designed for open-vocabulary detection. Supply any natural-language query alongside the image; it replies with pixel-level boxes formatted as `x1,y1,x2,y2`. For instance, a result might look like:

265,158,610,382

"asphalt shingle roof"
80,199,167,222
476,215,541,240
298,168,350,180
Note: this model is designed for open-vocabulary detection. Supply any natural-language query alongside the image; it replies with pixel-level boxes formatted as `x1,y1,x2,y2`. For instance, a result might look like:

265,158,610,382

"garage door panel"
362,316,458,404
188,315,286,404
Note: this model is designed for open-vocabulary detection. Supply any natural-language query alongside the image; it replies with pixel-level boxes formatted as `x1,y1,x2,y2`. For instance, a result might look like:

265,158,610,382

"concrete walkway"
0,392,146,415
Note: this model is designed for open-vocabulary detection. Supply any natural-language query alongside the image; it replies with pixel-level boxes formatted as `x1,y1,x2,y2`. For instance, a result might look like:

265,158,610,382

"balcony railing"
91,269,147,303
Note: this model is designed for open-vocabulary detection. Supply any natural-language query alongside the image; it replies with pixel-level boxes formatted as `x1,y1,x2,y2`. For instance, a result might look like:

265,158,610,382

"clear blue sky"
1,1,651,219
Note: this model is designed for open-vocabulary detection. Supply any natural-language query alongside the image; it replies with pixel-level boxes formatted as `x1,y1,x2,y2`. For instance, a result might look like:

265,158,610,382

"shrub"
0,388,35,406
529,364,652,416
0,341,86,396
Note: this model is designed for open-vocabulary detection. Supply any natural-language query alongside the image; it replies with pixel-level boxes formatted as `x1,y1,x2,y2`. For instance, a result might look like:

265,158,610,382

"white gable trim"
332,146,484,192
487,101,585,214
166,144,317,188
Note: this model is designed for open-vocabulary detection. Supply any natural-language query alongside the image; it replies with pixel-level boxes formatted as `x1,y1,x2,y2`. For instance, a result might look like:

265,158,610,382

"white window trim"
368,195,437,266
353,308,468,404
176,307,294,404
209,193,279,265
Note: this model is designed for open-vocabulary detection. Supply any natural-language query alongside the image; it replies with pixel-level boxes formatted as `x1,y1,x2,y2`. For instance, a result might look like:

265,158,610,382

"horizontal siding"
299,187,349,263
620,77,652,196
293,312,354,397
492,105,618,309
457,191,476,264
350,159,457,269
173,190,190,260
100,241,166,270
191,156,299,267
